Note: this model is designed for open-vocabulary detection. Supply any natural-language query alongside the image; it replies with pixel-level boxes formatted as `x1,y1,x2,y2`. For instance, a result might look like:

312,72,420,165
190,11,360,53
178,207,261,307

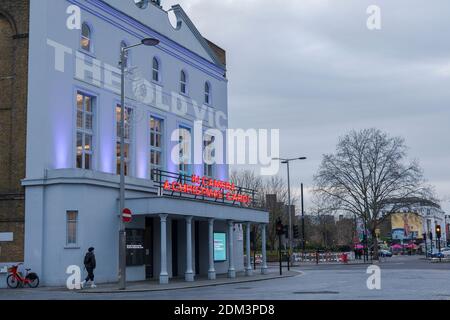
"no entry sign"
122,208,132,223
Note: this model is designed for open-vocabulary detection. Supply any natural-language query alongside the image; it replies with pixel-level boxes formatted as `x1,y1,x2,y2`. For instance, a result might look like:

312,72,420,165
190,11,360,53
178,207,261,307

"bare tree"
314,129,434,259
230,169,300,251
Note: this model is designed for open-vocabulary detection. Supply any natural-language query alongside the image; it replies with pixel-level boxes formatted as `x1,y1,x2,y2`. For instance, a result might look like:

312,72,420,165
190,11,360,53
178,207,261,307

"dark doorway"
144,217,153,279
195,221,200,275
172,220,178,277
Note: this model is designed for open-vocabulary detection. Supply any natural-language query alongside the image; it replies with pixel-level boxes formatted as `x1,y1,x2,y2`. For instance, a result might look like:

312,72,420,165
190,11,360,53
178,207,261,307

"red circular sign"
122,208,132,223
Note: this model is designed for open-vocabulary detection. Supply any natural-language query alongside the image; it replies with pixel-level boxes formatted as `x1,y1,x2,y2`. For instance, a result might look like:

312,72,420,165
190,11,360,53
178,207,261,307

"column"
261,223,268,275
227,220,236,278
245,222,253,276
208,218,216,280
185,216,194,282
159,214,169,284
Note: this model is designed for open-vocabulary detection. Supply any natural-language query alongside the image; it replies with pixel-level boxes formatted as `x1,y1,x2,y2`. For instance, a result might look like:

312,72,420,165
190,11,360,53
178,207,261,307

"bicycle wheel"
6,275,19,289
26,273,40,288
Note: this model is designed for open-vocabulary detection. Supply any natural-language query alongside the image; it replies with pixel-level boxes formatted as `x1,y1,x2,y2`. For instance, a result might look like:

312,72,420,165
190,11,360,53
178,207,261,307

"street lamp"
119,37,159,290
273,157,307,259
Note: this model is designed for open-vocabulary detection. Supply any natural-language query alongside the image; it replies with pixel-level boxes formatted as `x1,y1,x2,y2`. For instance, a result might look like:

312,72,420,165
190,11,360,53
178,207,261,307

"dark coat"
84,252,96,269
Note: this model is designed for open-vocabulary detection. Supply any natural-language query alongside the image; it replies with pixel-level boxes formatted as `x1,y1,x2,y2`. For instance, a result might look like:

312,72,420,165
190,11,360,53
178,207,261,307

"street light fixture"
119,37,159,290
272,156,307,260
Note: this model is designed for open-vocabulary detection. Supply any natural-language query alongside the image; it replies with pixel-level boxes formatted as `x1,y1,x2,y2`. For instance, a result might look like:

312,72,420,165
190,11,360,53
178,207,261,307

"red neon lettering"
163,181,170,190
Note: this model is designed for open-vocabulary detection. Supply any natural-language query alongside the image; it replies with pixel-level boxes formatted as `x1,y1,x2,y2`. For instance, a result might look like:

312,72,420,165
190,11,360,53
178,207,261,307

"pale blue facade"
23,0,268,287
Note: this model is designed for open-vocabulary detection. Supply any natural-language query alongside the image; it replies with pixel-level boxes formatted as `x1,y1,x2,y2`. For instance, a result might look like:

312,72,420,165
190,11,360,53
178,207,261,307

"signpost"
122,208,132,223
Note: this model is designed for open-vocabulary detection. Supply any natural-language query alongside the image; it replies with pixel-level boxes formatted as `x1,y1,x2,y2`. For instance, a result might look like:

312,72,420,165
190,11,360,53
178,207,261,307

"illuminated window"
76,92,94,170
204,82,211,105
116,104,133,176
150,116,164,180
66,211,78,246
180,70,187,94
81,22,91,52
203,134,215,178
152,57,160,82
179,126,191,177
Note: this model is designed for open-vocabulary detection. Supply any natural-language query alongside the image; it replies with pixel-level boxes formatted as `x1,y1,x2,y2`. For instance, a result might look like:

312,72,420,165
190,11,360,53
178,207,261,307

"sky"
163,0,450,214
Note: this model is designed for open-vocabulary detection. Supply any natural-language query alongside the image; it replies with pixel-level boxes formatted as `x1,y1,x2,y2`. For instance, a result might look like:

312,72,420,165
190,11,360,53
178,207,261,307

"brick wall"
0,0,29,263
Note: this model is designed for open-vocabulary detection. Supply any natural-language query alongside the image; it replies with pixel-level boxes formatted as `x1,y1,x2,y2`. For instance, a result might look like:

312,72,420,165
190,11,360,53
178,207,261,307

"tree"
314,128,434,259
230,170,299,251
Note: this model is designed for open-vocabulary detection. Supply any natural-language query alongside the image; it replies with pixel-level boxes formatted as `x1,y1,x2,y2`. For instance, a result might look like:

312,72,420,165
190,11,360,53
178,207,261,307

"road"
0,255,449,300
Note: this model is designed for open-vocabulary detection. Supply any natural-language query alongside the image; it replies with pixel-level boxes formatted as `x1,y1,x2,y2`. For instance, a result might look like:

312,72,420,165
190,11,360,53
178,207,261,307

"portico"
125,195,269,284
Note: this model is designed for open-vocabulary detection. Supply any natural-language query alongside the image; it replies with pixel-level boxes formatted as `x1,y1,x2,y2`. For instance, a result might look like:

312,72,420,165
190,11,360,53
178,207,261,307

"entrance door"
144,217,153,279
172,220,178,277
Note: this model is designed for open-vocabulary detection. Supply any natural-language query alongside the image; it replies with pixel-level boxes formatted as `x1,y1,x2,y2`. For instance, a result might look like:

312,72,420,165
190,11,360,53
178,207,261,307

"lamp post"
118,37,159,290
301,183,306,259
273,157,307,260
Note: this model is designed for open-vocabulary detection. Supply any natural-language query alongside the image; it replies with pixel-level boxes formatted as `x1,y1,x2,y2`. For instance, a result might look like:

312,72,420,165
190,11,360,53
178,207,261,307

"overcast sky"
164,0,450,213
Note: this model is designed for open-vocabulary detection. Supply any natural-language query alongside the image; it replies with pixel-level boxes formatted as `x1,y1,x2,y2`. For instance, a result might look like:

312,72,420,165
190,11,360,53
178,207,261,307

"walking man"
81,247,97,288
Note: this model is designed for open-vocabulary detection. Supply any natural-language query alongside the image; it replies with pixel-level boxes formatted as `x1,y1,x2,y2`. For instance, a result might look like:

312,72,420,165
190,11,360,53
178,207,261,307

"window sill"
179,92,190,99
151,80,163,87
77,49,96,59
64,246,81,250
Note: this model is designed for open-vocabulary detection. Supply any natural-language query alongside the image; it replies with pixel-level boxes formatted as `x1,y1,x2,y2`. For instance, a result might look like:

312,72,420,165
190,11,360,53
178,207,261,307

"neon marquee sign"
163,175,251,204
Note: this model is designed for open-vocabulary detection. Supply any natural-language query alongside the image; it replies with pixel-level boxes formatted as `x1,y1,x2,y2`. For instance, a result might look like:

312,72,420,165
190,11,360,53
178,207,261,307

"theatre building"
1,0,269,286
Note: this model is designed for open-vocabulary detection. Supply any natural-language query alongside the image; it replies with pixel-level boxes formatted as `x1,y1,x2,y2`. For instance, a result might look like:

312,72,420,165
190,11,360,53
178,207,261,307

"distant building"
379,198,447,245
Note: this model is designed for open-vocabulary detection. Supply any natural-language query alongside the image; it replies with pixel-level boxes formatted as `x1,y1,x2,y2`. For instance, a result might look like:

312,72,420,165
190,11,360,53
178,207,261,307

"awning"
124,195,269,224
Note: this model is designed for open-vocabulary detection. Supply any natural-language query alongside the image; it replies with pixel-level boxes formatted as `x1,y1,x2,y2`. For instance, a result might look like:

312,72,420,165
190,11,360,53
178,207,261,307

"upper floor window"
152,57,160,82
204,82,211,105
203,134,215,178
81,22,92,52
76,92,95,170
178,126,191,177
180,70,187,95
150,116,164,180
116,104,133,176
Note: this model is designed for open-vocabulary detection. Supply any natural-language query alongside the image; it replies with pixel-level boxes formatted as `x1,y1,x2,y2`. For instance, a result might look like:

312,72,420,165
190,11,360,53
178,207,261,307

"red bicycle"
6,263,40,289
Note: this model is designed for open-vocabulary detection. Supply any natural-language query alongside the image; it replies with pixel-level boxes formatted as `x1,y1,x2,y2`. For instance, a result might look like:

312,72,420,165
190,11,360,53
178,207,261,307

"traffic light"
293,225,299,239
276,219,283,236
436,225,442,239
283,225,289,238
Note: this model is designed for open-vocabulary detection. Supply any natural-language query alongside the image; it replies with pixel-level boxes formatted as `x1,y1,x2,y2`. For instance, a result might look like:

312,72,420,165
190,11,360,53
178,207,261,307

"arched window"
152,57,160,82
204,82,211,105
180,70,187,94
120,41,129,69
81,22,91,52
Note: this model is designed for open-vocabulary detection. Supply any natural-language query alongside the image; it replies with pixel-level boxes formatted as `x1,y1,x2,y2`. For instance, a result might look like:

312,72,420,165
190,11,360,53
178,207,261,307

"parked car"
378,249,392,257
440,248,450,257
428,250,445,258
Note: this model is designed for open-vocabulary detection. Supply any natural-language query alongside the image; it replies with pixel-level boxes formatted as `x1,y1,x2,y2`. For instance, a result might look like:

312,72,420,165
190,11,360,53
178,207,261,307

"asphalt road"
0,255,449,300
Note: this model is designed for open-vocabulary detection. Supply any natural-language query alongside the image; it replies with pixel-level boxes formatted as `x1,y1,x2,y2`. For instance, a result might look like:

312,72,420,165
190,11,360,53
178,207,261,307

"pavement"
78,270,299,293
0,255,449,300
